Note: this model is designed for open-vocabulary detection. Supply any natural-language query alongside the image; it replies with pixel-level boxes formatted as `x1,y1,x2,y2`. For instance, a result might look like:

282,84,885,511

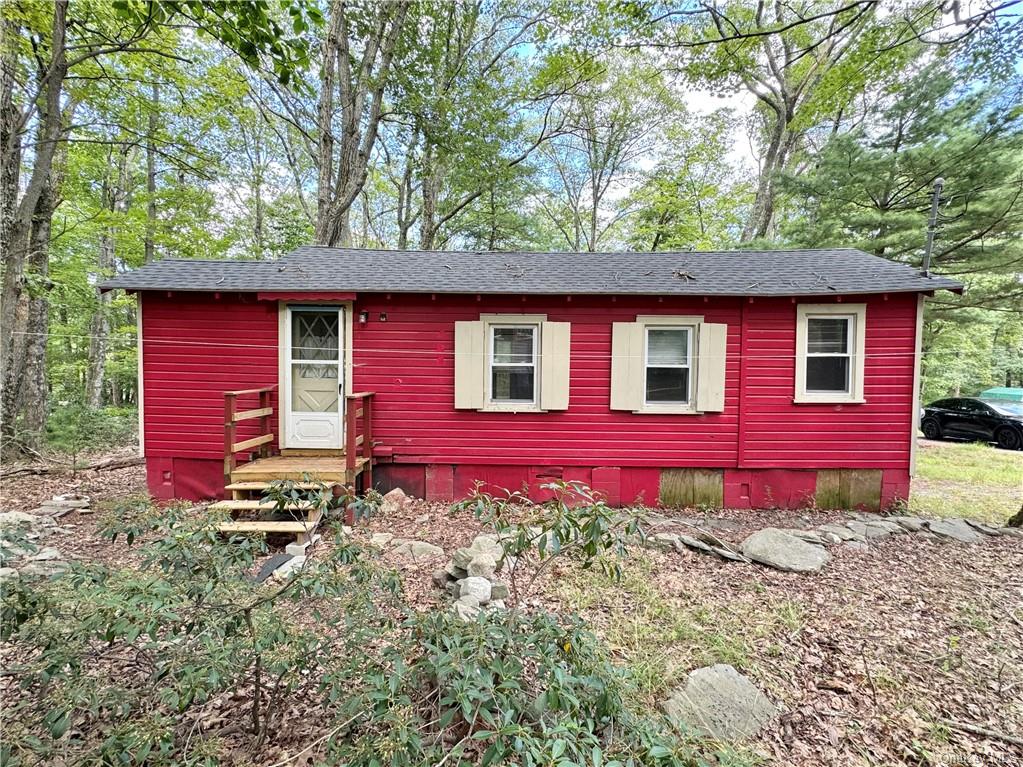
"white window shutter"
454,320,485,409
610,322,643,411
540,321,571,410
695,322,727,412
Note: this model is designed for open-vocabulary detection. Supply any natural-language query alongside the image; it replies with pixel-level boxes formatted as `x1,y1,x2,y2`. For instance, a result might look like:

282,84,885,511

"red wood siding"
352,295,742,467
138,288,918,502
737,294,917,469
141,292,278,459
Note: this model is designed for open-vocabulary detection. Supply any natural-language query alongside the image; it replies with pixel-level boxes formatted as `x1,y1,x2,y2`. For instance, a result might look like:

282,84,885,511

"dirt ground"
1,445,1021,767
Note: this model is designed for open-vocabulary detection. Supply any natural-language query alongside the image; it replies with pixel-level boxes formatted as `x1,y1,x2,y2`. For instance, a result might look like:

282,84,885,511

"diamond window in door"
290,310,340,412
291,312,339,361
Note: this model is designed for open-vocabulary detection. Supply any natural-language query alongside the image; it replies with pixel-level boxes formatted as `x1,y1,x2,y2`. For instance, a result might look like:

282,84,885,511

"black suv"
920,397,1023,450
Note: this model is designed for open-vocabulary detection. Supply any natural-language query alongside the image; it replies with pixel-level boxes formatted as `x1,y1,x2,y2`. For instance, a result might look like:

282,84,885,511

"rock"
453,595,481,621
380,488,411,515
285,541,310,557
489,599,506,609
663,664,778,741
445,561,468,580
928,519,983,544
816,531,843,545
711,546,750,563
490,581,510,600
674,534,715,555
740,528,831,573
444,580,461,597
414,514,430,524
451,547,475,569
818,523,861,542
843,540,869,553
0,567,19,582
43,498,90,510
271,555,306,580
459,576,492,604
887,516,926,532
781,529,825,546
31,506,72,519
862,524,892,540
964,519,1001,536
466,554,497,579
432,568,451,588
647,532,681,549
28,546,63,562
255,553,292,583
868,520,906,535
845,520,869,537
999,527,1023,538
392,540,444,560
19,560,69,577
370,533,395,547
0,511,39,529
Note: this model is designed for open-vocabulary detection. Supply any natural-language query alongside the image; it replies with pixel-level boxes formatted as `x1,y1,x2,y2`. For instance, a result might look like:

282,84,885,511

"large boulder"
663,664,779,741
740,528,831,573
927,518,983,543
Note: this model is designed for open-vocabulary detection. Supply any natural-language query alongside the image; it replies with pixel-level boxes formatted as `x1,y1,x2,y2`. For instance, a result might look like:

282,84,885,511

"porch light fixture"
359,310,369,324
379,312,388,322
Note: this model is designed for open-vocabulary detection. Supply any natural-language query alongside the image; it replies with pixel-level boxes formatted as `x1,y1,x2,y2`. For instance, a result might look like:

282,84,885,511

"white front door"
284,306,344,449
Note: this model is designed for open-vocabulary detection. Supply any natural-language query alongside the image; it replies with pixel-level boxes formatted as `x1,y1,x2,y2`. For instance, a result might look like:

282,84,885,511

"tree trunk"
1,1,68,443
145,83,158,263
741,114,786,242
86,144,132,409
314,0,410,247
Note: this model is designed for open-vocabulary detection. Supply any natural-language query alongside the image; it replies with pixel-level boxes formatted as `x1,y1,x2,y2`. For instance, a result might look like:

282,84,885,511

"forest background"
2,0,1021,451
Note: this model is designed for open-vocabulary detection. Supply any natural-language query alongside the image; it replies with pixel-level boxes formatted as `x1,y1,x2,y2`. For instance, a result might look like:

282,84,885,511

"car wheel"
995,427,1022,450
921,419,942,440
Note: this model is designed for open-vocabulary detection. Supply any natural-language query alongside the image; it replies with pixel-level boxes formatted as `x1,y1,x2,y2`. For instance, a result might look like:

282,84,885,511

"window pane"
807,317,849,354
806,356,849,392
647,328,689,366
491,366,535,401
646,367,689,403
292,311,339,361
493,327,534,364
291,364,338,412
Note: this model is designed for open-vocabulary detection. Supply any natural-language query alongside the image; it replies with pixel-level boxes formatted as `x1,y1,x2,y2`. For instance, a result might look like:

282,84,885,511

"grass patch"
552,553,805,707
911,441,1022,524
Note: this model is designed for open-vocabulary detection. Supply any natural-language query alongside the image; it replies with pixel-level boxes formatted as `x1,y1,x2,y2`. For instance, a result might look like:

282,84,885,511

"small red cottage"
102,247,961,514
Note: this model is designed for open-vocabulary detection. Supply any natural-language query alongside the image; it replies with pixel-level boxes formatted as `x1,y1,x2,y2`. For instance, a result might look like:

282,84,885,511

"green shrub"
454,480,646,602
45,404,137,464
1,496,697,767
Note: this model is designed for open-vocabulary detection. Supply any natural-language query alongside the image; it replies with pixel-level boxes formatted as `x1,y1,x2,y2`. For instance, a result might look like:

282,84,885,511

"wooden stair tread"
218,521,317,533
211,499,318,511
225,481,326,492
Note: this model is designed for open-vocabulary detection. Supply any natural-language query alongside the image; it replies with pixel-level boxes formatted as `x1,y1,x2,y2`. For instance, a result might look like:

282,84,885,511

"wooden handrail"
224,386,276,483
345,392,375,489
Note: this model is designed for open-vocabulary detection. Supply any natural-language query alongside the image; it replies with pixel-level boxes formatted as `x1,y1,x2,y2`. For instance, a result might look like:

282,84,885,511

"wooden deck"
229,454,369,484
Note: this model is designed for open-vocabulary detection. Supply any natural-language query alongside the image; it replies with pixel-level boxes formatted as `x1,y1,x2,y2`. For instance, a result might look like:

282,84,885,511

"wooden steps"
217,449,370,541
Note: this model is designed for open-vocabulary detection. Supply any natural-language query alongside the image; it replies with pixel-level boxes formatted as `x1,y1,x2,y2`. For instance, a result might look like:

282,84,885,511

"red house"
102,247,961,514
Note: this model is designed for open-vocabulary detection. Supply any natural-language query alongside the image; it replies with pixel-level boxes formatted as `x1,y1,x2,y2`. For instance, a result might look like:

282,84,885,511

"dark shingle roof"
100,246,963,297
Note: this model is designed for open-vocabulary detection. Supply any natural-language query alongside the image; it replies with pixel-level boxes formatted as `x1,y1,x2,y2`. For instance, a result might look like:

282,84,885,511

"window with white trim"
644,326,692,405
610,316,727,414
795,303,866,403
489,324,537,404
805,316,853,393
453,315,571,412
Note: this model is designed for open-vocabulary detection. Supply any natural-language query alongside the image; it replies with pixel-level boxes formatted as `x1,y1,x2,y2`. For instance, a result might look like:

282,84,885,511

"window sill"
480,403,545,414
792,396,866,405
633,405,701,415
